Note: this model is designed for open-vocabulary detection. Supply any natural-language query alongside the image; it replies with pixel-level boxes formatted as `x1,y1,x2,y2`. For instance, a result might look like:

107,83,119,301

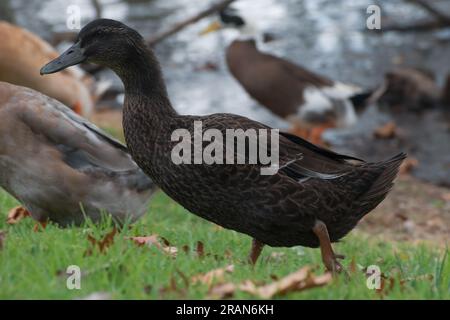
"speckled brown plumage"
42,19,406,271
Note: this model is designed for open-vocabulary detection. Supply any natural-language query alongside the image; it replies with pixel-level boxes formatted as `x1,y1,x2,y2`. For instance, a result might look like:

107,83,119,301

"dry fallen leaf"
240,267,332,299
127,235,178,257
208,266,332,299
191,265,235,286
6,206,31,224
85,228,117,256
399,158,419,175
208,282,237,299
374,122,397,139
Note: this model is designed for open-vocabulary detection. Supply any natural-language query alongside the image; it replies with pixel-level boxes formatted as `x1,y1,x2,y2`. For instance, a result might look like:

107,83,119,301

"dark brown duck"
41,19,406,272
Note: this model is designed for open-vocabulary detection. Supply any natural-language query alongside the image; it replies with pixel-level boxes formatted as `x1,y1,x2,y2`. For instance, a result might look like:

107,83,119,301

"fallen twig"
404,0,450,23
147,0,237,46
382,19,450,32
382,0,450,32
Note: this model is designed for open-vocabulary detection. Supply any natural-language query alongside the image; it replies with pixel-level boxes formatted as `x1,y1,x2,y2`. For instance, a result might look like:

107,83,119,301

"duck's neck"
236,22,260,42
114,44,177,118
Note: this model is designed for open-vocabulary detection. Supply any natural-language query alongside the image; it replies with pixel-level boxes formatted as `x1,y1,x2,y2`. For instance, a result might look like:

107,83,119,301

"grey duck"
41,19,405,272
0,81,156,227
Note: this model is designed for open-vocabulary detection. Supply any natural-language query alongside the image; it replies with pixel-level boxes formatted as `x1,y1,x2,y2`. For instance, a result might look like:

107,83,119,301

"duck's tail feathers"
114,169,157,193
358,153,406,208
83,167,157,194
350,82,388,112
349,91,373,111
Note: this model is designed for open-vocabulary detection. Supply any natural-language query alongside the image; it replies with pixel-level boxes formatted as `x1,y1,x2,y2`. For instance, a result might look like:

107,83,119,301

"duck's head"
200,7,258,41
41,19,146,75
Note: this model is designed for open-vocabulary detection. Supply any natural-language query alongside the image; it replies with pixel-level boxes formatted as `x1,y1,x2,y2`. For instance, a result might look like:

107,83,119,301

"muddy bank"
357,175,449,245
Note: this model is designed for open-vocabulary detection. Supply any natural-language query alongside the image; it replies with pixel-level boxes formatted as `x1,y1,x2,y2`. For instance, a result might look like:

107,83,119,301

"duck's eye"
232,17,245,27
81,29,108,47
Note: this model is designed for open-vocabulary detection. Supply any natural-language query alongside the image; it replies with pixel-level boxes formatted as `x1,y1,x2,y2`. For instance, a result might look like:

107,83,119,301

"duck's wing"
276,131,363,180
258,52,334,88
198,113,363,181
17,86,136,172
262,53,363,99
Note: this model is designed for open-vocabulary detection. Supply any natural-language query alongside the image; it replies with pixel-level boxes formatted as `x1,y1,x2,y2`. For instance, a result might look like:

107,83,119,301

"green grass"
0,190,448,300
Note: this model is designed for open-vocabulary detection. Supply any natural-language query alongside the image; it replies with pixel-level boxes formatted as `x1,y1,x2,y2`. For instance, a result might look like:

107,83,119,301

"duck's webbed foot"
309,124,333,146
289,125,310,140
312,220,345,274
324,252,345,274
6,206,31,224
247,238,265,265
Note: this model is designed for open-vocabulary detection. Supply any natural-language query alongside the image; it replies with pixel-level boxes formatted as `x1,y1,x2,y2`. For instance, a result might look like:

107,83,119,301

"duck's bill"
40,41,86,75
199,21,223,36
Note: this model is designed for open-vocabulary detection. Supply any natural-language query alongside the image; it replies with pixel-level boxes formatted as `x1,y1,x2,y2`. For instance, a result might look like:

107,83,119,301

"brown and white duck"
0,21,96,117
0,81,157,228
41,19,405,272
200,8,375,144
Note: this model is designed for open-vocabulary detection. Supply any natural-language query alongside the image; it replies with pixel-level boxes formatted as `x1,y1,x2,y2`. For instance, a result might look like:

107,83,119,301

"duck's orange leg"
248,238,265,265
308,123,335,146
288,124,310,140
6,206,31,224
312,220,345,274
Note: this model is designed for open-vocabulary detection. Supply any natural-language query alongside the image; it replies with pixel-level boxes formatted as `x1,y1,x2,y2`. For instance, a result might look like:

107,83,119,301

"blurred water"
3,0,450,128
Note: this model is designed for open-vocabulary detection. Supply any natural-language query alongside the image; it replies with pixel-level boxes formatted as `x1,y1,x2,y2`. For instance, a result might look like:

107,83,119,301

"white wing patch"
321,82,362,100
300,87,333,114
295,82,361,128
